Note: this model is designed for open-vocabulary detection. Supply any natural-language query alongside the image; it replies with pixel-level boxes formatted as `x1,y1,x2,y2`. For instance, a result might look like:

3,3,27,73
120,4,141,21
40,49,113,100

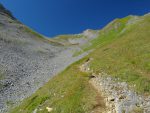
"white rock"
46,107,53,112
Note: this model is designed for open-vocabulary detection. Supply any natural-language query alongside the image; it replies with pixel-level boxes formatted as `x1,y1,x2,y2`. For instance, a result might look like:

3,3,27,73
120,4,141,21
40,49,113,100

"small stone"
33,108,37,113
39,109,42,111
46,107,53,112
119,95,126,100
87,68,90,71
108,96,115,101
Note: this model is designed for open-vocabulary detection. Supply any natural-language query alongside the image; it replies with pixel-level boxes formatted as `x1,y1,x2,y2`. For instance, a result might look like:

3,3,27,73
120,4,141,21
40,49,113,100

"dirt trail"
80,58,108,113
80,58,150,113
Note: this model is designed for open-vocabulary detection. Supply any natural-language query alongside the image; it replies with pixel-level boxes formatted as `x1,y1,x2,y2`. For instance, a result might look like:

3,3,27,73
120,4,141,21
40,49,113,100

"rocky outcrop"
82,29,99,39
80,59,150,113
0,4,16,20
90,74,150,113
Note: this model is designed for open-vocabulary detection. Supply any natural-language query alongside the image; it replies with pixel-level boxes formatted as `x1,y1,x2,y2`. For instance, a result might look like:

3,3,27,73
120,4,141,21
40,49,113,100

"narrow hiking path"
80,58,150,113
79,58,108,113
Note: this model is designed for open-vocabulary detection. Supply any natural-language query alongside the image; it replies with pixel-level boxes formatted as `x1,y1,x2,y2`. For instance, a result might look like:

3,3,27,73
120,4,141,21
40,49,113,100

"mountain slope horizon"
0,3,150,113
12,13,150,113
0,4,94,112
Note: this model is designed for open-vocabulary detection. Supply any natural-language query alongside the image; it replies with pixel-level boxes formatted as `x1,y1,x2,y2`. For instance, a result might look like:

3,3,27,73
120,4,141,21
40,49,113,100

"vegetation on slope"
53,34,84,46
74,16,132,56
23,26,44,39
23,26,64,46
11,14,150,112
56,35,83,40
11,59,105,113
88,15,150,93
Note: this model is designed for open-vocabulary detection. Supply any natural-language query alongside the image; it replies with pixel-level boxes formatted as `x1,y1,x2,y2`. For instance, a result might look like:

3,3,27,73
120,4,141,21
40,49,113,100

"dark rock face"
0,4,16,20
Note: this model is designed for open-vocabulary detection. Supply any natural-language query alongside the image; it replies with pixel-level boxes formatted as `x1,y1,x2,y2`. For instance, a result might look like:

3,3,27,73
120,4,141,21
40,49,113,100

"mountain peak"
0,4,16,20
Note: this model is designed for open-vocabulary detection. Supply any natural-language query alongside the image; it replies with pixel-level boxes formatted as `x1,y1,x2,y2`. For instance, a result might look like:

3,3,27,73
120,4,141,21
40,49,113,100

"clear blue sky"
0,0,150,37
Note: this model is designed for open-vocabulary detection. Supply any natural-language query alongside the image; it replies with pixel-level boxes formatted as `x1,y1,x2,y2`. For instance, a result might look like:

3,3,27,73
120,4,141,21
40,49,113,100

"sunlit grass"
11,15,150,113
11,59,103,113
88,17,150,93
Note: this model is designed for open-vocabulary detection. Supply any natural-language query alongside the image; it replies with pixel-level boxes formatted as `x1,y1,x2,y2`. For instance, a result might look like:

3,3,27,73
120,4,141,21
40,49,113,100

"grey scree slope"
0,5,88,112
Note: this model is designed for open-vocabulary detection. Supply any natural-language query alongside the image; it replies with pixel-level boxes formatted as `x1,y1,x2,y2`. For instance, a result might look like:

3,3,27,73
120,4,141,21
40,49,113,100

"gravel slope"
0,7,89,112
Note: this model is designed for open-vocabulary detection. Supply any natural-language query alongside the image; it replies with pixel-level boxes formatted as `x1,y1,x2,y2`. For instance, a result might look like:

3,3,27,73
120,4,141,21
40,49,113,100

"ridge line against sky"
0,0,150,37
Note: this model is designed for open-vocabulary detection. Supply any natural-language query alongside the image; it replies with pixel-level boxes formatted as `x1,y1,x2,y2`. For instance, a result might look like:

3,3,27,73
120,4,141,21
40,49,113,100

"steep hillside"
0,4,92,113
84,14,150,93
11,14,150,113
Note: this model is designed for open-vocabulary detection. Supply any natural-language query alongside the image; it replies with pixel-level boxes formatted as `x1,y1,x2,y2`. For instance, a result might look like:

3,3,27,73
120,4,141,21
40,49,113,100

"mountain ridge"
0,4,16,20
0,4,150,113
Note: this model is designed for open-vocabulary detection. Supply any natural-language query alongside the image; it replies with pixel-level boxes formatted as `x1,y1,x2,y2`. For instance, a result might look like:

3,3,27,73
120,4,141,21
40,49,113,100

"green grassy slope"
88,14,150,93
11,14,150,112
11,59,105,113
74,16,132,55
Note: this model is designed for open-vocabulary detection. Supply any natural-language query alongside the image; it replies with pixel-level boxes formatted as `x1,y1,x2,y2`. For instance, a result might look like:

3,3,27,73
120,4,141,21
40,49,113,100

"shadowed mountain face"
0,4,96,112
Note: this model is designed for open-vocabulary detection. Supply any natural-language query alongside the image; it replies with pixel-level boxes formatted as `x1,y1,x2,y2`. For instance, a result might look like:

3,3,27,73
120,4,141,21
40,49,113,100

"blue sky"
0,0,150,37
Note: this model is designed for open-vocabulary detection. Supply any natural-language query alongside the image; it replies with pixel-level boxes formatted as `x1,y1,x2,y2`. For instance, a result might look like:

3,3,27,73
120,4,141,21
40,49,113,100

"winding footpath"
80,58,150,113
